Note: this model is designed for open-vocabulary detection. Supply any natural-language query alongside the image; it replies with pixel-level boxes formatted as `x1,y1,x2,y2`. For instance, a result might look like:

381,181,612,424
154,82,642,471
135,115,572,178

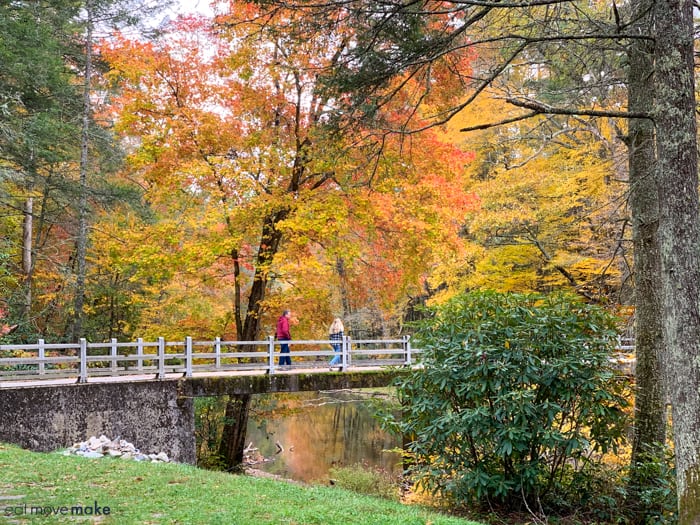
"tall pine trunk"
626,0,666,519
653,1,700,520
71,0,93,342
22,197,33,320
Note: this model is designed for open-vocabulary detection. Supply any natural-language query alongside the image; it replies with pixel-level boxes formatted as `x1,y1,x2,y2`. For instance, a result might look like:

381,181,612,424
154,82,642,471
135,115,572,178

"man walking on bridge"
276,309,292,366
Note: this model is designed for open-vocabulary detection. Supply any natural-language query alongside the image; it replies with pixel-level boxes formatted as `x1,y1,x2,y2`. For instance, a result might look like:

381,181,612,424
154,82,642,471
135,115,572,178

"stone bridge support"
0,380,196,463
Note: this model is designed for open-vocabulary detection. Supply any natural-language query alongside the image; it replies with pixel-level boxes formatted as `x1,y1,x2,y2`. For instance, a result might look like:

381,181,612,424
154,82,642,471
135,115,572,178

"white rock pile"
63,435,171,463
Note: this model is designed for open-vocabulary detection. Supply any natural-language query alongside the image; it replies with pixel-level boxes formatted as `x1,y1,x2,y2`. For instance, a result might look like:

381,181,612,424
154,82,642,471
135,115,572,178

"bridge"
0,335,634,465
0,335,419,385
0,336,420,465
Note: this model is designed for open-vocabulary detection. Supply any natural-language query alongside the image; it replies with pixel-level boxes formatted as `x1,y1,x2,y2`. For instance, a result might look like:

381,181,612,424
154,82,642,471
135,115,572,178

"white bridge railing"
0,335,636,384
0,336,419,383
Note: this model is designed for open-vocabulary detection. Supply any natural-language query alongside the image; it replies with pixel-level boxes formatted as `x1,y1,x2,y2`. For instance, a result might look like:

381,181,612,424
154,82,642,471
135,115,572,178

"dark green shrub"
623,444,677,524
195,397,228,470
383,291,629,512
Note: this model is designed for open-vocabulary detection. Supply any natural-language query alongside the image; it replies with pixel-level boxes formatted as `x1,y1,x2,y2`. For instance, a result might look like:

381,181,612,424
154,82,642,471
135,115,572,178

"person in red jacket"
276,309,292,366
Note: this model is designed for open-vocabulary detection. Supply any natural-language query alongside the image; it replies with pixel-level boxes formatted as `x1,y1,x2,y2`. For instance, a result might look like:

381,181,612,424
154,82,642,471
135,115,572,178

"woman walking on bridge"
328,318,344,370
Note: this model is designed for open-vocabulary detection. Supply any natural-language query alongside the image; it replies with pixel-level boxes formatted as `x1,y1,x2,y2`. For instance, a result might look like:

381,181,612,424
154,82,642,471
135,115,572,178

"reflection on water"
245,390,401,483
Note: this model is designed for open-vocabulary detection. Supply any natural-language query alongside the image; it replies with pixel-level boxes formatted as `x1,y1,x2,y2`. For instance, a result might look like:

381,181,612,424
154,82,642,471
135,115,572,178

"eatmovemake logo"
4,501,112,517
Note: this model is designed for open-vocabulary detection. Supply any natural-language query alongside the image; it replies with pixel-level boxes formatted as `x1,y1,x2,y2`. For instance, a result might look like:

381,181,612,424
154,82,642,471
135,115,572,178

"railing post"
79,338,88,383
215,337,221,369
185,336,193,378
339,336,346,372
111,338,118,374
344,336,351,370
157,337,165,379
404,335,412,366
38,339,45,376
136,337,144,371
268,335,275,374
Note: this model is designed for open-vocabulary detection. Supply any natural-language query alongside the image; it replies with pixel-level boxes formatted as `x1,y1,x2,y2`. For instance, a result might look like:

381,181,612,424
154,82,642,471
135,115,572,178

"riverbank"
0,443,482,524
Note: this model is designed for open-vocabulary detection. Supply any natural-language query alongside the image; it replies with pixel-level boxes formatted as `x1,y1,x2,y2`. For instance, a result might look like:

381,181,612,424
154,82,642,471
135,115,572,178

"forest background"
0,0,632,345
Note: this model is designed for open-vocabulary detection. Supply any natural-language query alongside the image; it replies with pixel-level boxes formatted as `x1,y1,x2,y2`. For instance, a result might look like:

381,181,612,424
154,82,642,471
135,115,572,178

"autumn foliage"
0,3,628,343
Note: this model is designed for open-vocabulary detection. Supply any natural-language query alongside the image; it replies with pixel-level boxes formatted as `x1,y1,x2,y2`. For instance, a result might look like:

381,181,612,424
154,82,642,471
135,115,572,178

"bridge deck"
0,363,402,389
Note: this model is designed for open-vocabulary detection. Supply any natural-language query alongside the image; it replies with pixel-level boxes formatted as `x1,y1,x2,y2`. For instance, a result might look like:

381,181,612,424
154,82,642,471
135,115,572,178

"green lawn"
0,444,482,524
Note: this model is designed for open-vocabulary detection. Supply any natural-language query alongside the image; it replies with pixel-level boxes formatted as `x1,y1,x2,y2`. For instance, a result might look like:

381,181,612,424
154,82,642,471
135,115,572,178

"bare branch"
505,97,652,120
458,110,541,132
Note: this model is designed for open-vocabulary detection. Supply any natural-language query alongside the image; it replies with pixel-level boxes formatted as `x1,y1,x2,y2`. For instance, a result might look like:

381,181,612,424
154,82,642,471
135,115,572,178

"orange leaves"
327,126,478,312
95,1,483,338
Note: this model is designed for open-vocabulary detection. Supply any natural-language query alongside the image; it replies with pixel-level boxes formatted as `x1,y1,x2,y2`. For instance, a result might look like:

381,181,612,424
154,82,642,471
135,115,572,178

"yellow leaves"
466,245,542,293
277,193,346,245
440,106,626,299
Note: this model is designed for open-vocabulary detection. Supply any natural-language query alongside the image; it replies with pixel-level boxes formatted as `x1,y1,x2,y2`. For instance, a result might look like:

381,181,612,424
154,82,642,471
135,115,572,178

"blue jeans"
278,341,291,366
329,343,341,366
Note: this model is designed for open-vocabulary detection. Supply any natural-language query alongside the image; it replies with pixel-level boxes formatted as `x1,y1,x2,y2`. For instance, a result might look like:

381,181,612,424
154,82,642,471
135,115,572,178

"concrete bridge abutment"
0,380,196,463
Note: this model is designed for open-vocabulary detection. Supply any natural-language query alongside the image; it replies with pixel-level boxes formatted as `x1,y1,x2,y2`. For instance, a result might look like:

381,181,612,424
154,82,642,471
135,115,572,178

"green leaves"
390,290,629,511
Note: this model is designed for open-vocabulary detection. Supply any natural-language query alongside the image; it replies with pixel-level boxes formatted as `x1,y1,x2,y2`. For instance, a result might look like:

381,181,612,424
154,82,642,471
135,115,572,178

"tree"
0,0,154,342
624,0,666,521
72,0,169,340
0,0,85,338
101,9,477,338
103,12,351,341
652,2,700,519
72,0,96,342
253,0,700,518
102,9,477,468
442,99,627,302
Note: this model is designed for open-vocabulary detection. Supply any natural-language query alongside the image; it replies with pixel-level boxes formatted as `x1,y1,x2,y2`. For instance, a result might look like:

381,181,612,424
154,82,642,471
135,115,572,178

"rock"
87,436,102,450
62,436,171,463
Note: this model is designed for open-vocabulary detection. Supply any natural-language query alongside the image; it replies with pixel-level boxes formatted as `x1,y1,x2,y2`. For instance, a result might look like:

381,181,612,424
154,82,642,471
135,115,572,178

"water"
244,390,402,483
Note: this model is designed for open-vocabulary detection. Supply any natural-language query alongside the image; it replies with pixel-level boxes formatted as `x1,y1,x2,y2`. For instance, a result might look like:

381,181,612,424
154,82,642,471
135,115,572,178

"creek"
243,390,402,483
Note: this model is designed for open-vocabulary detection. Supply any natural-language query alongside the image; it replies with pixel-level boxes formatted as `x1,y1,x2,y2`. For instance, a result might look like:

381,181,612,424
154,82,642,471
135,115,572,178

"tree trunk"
335,257,351,318
71,0,93,342
626,0,666,519
653,1,700,521
22,197,33,320
221,208,288,469
217,394,252,471
231,248,243,337
239,208,288,341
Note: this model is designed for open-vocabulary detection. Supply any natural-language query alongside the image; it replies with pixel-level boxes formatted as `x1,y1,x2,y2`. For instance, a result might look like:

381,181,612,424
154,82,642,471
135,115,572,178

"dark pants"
278,340,291,365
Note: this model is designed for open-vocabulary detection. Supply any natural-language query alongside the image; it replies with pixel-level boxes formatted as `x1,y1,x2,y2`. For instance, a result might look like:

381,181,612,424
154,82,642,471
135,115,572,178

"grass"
0,443,482,525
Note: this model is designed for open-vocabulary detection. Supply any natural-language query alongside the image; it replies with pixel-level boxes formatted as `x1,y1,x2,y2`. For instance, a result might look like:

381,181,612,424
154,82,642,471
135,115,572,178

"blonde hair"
329,318,344,334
